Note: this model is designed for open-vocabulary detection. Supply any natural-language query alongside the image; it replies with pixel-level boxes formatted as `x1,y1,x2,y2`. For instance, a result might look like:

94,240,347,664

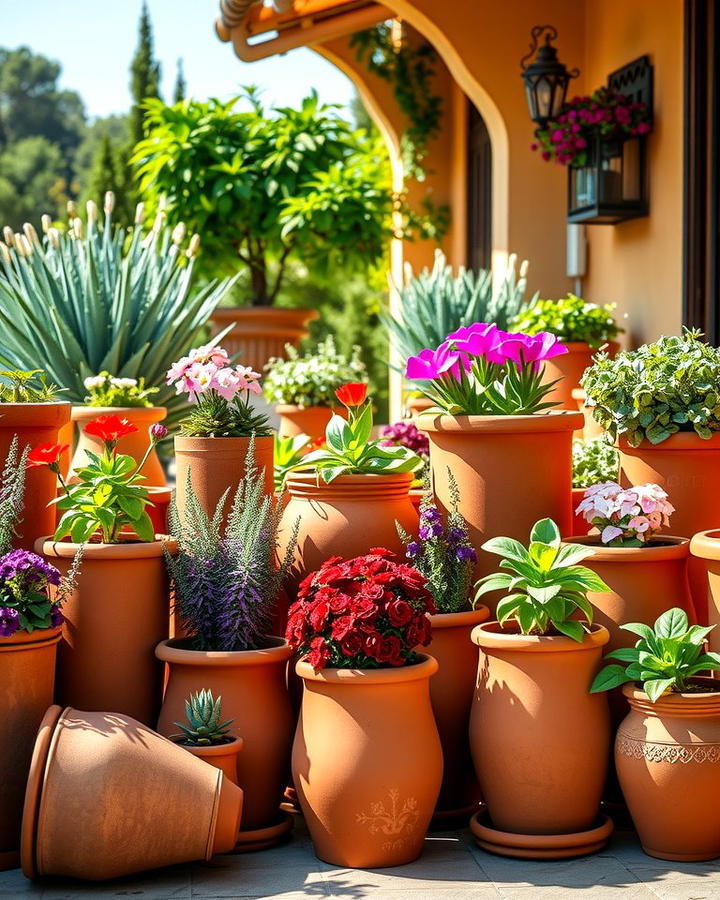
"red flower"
339,632,364,657
84,414,138,445
387,598,414,627
335,383,367,407
27,443,68,469
307,636,330,671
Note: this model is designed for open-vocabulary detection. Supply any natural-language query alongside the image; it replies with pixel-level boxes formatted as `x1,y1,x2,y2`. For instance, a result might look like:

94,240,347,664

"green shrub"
511,293,621,348
572,438,619,488
264,336,367,408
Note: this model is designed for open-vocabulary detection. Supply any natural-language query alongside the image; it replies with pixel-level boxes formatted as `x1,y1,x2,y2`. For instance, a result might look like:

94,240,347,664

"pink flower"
447,322,501,357
166,355,193,384
188,344,230,367
601,525,624,543
576,480,673,545
214,367,242,401
406,342,469,381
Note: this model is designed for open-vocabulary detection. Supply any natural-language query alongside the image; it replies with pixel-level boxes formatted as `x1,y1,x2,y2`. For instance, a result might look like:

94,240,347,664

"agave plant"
382,250,536,366
172,689,234,746
0,194,235,429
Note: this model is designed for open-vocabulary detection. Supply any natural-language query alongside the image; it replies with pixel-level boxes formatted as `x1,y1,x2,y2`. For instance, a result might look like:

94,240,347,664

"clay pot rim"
274,403,337,414
285,470,414,495
179,737,245,757
617,432,720,451
0,401,71,427
296,652,438,685
622,677,720,711
156,635,292,666
689,529,720,561
428,605,489,628
174,434,274,450
71,405,167,421
563,534,690,561
36,533,175,559
210,306,319,323
416,409,583,435
0,626,61,650
471,620,609,652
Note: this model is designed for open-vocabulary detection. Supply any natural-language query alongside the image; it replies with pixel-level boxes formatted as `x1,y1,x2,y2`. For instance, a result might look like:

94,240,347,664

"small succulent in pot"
172,689,235,746
575,481,674,547
84,372,159,408
0,368,59,403
510,294,622,349
572,438,619,489
591,608,720,702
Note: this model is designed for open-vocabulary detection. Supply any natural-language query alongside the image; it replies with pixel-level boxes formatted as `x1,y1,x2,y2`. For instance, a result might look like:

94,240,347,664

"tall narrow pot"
209,307,318,374
276,404,335,441
36,536,173,725
293,655,442,868
690,530,720,653
0,627,61,871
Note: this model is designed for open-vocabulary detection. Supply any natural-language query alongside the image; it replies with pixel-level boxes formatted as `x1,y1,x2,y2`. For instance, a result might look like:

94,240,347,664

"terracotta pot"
419,411,582,599
181,738,244,785
210,307,319,374
293,655,442,868
156,637,294,849
174,435,274,524
278,472,419,595
618,433,720,623
57,418,74,479
427,607,489,824
36,535,174,725
406,395,434,420
544,342,619,411
69,405,167,486
0,402,71,549
572,388,604,441
276,404,335,441
616,679,720,861
0,627,61,871
469,621,611,856
689,530,720,653
570,486,590,536
22,705,243,880
409,487,429,513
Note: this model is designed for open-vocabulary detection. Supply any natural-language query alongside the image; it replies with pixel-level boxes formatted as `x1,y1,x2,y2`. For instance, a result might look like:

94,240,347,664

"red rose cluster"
286,549,436,671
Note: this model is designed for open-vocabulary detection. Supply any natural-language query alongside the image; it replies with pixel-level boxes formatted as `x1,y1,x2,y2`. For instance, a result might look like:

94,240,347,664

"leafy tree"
128,2,161,149
0,135,66,228
173,58,186,103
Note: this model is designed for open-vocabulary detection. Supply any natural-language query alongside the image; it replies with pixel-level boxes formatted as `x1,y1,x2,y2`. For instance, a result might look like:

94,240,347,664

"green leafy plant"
264,336,367,408
474,518,610,641
581,329,720,445
274,433,311,491
84,372,159,408
0,369,58,403
572,438,619,488
172,690,234,746
511,294,622,348
0,198,234,429
590,609,720,702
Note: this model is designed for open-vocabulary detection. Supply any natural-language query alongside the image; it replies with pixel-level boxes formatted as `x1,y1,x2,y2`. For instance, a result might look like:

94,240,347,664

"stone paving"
2,817,720,900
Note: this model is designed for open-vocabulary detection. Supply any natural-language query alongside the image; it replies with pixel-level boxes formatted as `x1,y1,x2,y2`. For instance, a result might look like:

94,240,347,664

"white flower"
110,377,138,389
84,375,106,390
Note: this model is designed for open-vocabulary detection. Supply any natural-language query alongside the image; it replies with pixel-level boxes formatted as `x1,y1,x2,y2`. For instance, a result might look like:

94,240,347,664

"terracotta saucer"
469,810,613,860
233,811,294,853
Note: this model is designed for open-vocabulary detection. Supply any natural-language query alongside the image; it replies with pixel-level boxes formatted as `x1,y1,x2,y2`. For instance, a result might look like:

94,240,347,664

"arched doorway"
467,100,492,272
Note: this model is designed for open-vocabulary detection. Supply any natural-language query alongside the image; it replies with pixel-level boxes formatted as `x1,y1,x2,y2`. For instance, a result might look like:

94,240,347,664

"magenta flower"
447,322,501,357
406,342,469,381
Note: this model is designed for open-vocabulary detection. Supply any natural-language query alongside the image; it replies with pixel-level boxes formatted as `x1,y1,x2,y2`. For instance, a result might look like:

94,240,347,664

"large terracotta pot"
0,627,61,871
174,435,274,523
616,680,720,861
689,530,720,653
544,342,619,411
210,307,319,374
618,433,720,623
278,472,419,595
156,637,294,850
22,705,243,880
427,607,488,824
36,535,173,725
182,738,244,785
469,621,612,858
572,388,604,441
70,405,167,486
293,655,442,868
0,401,71,549
419,411,582,598
406,395,434,419
276,404,334,441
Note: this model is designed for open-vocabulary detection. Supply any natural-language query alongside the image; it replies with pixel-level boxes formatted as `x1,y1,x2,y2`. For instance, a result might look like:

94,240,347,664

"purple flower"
380,422,429,458
50,606,64,628
420,507,441,524
0,607,20,637
418,526,432,541
447,527,466,545
0,550,60,588
455,545,477,563
406,542,421,559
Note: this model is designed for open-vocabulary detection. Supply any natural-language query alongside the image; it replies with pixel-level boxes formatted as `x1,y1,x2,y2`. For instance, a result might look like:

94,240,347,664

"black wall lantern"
520,25,578,131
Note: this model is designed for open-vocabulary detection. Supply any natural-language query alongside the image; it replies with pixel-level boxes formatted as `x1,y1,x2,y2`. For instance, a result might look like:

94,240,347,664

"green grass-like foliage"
511,293,622,348
572,438,619,489
474,518,610,641
0,205,234,430
172,689,234,746
0,369,58,403
581,329,720,446
274,433,311,491
591,608,720,702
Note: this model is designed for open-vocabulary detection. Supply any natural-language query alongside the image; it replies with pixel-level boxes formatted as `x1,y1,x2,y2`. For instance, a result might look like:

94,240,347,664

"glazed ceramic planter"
209,307,319,374
293,655,442,868
0,627,61,871
70,405,167,486
0,401,71,549
690,530,720,653
618,433,720,623
174,435,274,523
419,411,582,596
616,680,720,861
278,472,419,595
181,738,244,785
276,404,335,441
156,637,294,851
22,705,243,880
427,606,489,824
36,535,173,725
469,621,612,859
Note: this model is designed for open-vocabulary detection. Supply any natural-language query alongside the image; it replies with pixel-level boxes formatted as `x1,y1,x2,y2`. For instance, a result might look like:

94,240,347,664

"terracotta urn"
0,401,71,549
469,621,612,859
209,307,318,374
616,680,720,861
36,535,174,725
690,530,720,653
22,705,243,880
156,637,294,851
0,627,61,871
276,404,335,441
69,405,167,486
293,655,442,868
180,738,244,785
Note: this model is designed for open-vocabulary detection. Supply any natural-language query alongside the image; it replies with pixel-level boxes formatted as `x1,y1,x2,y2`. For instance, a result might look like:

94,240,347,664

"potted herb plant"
33,414,172,724
591,609,720,861
398,476,487,824
0,368,71,550
582,329,720,618
571,438,619,534
287,549,442,868
511,294,622,408
264,336,367,441
156,446,297,851
278,383,422,590
171,689,243,785
410,324,582,588
469,518,612,859
168,343,274,522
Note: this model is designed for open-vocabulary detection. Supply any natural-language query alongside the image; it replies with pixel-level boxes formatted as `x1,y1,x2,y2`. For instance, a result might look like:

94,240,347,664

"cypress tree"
83,131,130,223
173,58,186,104
128,1,161,149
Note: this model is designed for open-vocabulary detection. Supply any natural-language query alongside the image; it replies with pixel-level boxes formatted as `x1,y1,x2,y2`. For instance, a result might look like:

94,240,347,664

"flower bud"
187,234,201,258
0,242,10,264
519,259,529,278
2,227,14,247
149,423,168,442
72,217,84,239
48,228,60,249
67,200,77,219
41,214,52,234
13,234,24,256
23,223,39,246
86,200,98,224
134,202,145,225
172,222,186,245
104,191,115,214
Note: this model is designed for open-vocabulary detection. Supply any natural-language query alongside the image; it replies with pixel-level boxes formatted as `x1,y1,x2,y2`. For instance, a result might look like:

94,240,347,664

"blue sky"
2,0,356,119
